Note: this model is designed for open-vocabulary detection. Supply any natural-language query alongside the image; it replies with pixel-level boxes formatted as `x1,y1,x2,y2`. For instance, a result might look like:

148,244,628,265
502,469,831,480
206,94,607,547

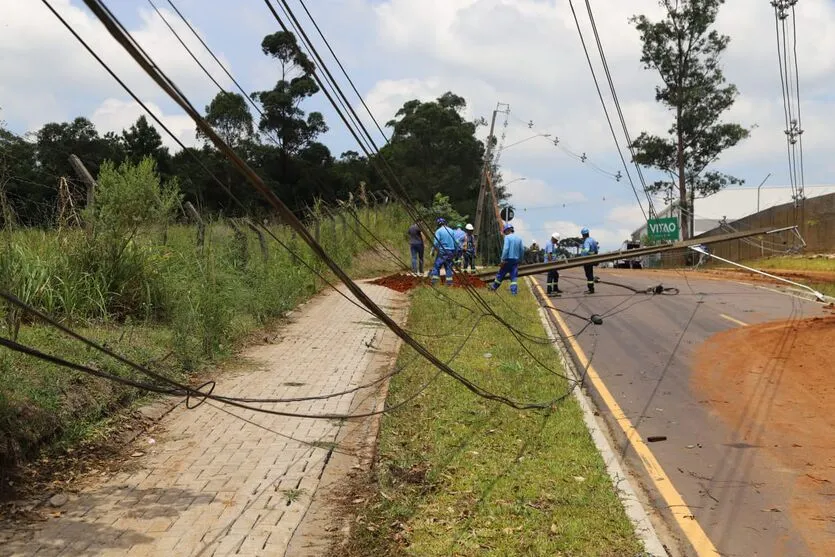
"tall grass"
0,158,411,468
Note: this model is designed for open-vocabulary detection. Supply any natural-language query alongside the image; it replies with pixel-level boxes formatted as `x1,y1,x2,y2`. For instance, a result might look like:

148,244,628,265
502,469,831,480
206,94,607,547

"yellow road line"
719,313,749,327
529,277,719,556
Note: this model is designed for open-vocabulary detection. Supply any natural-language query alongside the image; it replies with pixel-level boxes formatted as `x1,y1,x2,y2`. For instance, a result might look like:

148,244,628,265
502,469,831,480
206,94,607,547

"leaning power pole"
474,102,509,261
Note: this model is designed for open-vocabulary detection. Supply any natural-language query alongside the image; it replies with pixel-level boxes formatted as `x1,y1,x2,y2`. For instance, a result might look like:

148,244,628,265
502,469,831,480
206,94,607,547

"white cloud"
0,0,230,133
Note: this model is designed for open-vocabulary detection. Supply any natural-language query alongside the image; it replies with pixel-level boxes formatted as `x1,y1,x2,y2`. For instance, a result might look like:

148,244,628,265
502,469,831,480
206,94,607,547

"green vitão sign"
647,217,680,241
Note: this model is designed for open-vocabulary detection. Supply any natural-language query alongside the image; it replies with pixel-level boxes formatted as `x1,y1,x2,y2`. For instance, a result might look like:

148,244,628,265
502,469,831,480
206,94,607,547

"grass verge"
346,282,642,556
740,255,835,272
734,255,835,298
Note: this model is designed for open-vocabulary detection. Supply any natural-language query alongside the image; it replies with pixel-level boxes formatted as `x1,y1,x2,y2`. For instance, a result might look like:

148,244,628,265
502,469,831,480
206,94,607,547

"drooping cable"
565,0,648,222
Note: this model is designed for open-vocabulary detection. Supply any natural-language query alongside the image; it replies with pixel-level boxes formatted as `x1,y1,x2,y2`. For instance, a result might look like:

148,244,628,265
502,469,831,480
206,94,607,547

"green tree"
251,32,327,157
559,237,584,256
629,0,750,239
379,92,485,212
418,193,468,227
0,125,52,225
122,115,169,168
201,92,254,148
35,117,123,179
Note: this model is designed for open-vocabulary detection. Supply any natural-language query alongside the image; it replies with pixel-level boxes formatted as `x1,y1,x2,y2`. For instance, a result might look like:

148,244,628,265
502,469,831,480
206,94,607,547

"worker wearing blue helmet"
580,226,599,294
490,222,525,295
430,217,457,285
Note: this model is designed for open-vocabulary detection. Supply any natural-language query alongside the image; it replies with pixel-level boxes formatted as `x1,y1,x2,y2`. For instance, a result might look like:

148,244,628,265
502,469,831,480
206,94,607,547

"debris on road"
647,436,667,443
48,494,67,508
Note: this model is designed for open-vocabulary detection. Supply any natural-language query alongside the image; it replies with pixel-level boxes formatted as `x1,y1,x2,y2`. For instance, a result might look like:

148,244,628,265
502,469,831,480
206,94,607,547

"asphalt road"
532,268,827,557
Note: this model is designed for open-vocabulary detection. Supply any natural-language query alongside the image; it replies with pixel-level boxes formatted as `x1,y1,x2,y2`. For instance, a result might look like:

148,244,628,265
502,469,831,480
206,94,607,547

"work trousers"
546,269,560,294
491,259,520,295
583,264,595,293
463,251,476,272
431,250,454,285
410,243,424,274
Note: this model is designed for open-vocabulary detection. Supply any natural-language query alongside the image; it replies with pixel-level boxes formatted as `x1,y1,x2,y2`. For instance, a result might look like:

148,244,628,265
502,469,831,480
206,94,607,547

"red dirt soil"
693,315,835,556
370,273,487,293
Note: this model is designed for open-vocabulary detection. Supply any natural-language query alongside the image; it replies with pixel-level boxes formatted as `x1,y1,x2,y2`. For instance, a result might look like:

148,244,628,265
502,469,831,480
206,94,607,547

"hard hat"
436,217,446,225
503,223,514,232
581,227,590,235
465,223,474,231
551,232,560,241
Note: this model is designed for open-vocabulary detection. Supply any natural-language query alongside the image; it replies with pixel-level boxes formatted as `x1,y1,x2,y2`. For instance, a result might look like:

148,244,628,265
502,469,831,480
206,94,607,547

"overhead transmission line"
506,114,624,182
157,0,589,343
582,0,656,219
36,0,575,414
565,0,650,222
149,0,413,273
44,2,652,426
771,0,805,209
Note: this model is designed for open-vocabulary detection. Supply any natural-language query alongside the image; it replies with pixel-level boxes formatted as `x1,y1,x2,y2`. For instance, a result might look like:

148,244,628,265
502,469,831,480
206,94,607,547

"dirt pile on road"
371,273,487,292
694,315,835,556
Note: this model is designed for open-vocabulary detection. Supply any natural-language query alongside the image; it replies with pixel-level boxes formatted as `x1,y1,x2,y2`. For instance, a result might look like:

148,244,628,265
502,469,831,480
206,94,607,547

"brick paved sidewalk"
2,283,408,557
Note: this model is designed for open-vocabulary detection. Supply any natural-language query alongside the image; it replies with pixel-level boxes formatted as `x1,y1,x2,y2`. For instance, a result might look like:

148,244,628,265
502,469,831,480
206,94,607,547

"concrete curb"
529,278,668,557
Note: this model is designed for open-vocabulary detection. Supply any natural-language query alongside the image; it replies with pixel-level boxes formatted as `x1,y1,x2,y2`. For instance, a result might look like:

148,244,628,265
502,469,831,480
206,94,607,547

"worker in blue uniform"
490,222,525,295
431,217,457,285
544,231,562,296
580,226,599,294
452,223,467,266
463,223,476,273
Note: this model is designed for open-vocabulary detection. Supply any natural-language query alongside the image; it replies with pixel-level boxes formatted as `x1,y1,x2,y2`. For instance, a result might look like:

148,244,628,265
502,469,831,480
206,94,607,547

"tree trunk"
676,109,688,241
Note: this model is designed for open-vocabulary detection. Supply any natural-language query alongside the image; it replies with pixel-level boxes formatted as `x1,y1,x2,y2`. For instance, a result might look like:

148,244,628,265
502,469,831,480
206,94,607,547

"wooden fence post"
246,219,269,262
183,201,205,250
68,154,97,232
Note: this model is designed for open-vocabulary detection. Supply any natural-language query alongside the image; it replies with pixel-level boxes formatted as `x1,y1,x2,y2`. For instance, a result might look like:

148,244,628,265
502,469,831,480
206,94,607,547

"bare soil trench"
693,314,835,556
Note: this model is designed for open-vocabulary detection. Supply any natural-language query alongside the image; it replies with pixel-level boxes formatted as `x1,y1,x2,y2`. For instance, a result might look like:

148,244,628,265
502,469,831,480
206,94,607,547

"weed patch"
0,159,412,475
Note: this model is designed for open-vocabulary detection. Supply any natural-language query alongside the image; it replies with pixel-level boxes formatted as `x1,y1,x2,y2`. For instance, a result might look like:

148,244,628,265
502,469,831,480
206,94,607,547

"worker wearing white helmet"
544,231,563,296
463,223,476,272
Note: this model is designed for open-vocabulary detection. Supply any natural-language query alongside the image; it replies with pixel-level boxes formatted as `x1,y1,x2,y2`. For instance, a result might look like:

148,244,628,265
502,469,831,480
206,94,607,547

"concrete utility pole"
474,102,510,258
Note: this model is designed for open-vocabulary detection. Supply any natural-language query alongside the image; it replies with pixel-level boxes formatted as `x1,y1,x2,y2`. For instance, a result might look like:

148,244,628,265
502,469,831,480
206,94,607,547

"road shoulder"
528,277,669,557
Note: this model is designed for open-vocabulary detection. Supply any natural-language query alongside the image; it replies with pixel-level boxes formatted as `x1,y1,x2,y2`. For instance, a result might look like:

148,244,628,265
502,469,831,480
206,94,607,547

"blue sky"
2,0,835,249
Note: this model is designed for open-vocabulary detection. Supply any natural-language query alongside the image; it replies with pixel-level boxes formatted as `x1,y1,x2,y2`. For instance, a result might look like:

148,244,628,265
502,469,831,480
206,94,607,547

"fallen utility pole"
476,227,780,280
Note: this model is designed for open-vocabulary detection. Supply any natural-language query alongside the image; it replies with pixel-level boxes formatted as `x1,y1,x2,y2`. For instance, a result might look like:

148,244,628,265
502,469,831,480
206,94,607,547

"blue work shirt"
581,237,599,256
500,233,525,261
433,226,457,252
544,242,560,262
453,228,466,249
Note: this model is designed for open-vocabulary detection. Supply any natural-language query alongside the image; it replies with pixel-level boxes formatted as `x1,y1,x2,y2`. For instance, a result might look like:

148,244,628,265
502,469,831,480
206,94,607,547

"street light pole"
498,133,552,153
756,173,772,213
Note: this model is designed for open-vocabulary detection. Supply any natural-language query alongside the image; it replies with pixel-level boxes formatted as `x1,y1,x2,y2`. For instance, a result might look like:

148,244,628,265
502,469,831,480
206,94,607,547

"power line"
293,0,390,143
150,0,411,275
565,0,648,222
790,4,806,195
37,0,571,413
583,0,656,218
